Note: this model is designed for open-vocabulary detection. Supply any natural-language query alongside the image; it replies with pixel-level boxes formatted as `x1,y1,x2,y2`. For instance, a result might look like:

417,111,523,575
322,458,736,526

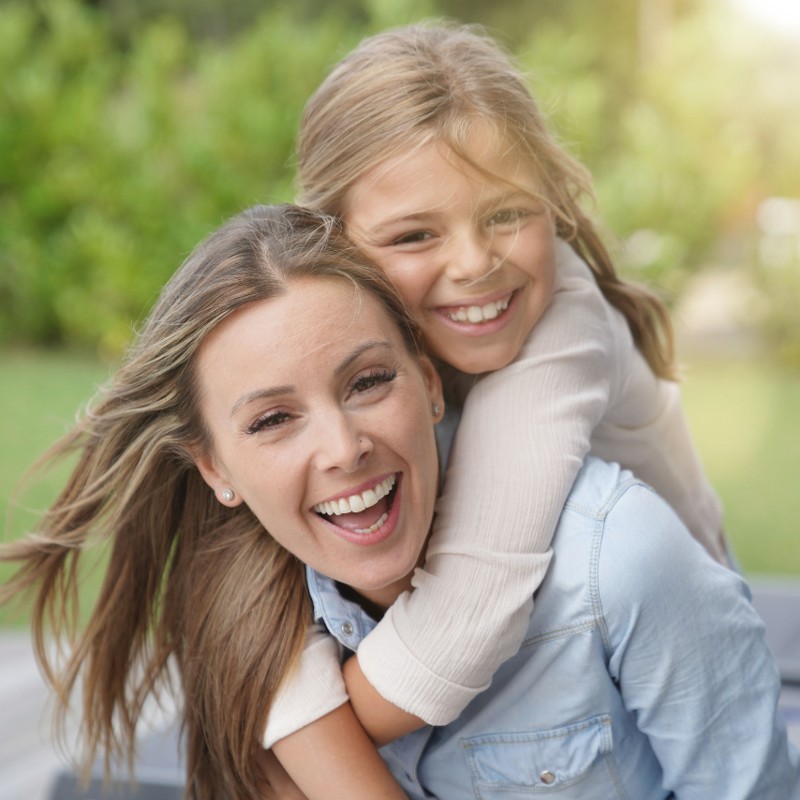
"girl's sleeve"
357,244,620,725
599,483,800,797
263,624,348,749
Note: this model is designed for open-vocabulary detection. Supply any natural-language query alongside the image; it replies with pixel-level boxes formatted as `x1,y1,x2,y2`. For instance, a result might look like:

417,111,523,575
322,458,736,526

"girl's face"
343,133,557,375
193,278,443,609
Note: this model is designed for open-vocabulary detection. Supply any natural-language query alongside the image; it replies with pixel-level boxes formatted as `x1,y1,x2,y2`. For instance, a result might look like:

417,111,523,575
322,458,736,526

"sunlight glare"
730,0,800,37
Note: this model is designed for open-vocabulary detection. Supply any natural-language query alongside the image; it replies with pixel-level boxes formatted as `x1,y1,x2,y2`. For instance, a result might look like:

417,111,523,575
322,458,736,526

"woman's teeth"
445,294,511,324
313,474,396,517
354,512,389,535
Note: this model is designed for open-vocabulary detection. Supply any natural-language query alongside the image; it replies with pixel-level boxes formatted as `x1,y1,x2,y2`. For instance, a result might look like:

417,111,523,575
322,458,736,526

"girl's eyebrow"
230,340,394,416
360,211,438,235
363,189,534,231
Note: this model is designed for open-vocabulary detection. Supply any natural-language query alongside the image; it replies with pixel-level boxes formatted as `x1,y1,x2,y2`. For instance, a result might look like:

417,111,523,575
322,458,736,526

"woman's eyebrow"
229,340,393,416
231,385,295,417
334,340,393,377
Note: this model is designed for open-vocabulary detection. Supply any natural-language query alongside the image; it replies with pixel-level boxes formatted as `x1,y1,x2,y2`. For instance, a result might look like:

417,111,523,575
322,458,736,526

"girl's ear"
192,449,242,507
420,356,445,422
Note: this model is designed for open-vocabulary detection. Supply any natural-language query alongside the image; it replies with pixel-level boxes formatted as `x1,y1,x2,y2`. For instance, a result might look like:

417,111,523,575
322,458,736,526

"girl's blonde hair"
0,205,426,799
297,22,677,379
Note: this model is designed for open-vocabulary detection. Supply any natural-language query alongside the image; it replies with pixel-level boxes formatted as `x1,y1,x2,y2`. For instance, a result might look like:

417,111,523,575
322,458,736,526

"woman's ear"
420,356,445,422
192,449,242,507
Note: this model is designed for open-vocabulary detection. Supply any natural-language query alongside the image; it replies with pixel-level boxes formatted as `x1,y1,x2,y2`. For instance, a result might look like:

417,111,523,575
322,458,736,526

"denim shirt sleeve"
597,482,800,799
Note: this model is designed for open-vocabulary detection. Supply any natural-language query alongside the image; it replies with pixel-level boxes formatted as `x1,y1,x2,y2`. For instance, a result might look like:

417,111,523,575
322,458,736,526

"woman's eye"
349,368,397,395
392,230,432,246
246,410,293,435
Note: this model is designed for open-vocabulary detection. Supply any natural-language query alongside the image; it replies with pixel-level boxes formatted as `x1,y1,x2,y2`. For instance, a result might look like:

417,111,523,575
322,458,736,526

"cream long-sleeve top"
263,239,726,747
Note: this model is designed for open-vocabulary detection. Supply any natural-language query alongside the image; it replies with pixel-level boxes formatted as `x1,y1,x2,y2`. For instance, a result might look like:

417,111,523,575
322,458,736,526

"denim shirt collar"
306,565,377,651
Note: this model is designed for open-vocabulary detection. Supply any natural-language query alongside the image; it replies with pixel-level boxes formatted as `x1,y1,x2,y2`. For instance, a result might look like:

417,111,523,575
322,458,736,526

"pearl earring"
221,488,235,503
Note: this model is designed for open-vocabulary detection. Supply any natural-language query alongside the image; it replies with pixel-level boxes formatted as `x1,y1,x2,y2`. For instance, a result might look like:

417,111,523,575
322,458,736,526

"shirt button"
340,621,354,637
539,770,556,785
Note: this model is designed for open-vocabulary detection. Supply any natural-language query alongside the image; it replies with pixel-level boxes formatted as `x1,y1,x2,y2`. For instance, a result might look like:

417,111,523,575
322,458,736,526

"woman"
1,205,419,799
2,205,797,799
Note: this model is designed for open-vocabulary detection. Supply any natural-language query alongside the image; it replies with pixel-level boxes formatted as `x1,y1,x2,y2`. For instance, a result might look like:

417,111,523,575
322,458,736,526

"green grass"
1,348,112,524
1,349,798,629
680,357,800,577
0,349,113,624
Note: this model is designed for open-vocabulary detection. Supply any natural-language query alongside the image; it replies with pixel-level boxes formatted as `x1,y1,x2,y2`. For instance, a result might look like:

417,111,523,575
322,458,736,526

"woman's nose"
443,230,497,285
313,411,373,473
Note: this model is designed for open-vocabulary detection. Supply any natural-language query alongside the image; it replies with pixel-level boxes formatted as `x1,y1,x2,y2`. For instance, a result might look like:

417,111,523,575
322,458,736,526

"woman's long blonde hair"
0,205,426,799
297,22,677,379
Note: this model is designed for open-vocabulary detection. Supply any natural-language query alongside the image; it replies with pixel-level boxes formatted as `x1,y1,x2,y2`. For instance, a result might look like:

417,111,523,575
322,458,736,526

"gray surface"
750,575,800,684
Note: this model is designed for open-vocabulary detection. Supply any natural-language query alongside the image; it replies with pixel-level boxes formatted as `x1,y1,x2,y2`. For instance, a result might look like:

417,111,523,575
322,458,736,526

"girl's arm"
271,703,408,800
264,626,408,798
351,243,621,735
255,749,310,799
342,656,423,746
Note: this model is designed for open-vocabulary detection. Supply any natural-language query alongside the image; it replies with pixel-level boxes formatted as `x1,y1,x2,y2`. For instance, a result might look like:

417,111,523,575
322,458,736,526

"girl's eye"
349,368,397,396
488,208,530,227
246,410,294,435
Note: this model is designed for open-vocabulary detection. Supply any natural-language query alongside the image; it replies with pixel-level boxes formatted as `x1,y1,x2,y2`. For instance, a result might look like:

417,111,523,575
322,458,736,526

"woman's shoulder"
561,457,638,521
559,459,723,598
577,459,746,629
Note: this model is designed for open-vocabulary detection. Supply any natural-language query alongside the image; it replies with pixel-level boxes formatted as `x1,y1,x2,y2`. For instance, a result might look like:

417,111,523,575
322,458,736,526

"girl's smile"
432,287,523,337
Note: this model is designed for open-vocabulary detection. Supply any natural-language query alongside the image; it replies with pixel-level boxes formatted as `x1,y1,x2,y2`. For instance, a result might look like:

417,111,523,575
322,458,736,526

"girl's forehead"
394,135,537,194
375,119,535,189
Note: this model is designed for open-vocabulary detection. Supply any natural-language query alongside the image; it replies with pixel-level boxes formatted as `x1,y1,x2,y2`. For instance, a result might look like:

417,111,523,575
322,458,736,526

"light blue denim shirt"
306,457,800,798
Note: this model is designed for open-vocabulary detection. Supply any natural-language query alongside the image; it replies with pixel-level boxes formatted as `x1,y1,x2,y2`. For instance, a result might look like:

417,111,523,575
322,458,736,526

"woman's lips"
313,473,396,518
314,474,401,545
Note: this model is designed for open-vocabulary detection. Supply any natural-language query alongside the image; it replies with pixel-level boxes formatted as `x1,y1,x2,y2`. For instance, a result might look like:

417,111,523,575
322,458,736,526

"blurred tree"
1,0,797,362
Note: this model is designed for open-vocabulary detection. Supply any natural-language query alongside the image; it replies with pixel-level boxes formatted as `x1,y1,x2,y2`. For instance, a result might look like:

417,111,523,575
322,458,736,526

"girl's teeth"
446,295,510,324
314,474,396,516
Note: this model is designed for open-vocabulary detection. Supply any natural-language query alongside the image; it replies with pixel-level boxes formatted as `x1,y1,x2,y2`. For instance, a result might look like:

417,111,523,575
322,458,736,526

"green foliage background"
0,0,360,353
1,0,799,359
0,0,798,605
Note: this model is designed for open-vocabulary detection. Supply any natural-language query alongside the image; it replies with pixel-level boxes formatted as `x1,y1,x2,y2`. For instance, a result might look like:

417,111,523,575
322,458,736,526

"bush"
0,0,365,354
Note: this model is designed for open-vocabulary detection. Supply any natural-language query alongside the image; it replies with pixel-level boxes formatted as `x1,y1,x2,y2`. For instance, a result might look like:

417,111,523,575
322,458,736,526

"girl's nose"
313,412,373,473
443,230,498,285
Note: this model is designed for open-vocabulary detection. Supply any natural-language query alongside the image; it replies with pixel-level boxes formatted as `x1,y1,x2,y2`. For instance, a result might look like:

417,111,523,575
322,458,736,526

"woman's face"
193,277,443,609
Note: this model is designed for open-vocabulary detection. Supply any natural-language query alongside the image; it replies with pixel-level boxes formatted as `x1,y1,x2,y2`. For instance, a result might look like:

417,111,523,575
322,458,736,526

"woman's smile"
313,473,402,545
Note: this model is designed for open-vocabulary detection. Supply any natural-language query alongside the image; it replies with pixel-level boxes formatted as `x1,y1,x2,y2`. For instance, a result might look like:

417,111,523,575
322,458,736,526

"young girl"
266,20,732,788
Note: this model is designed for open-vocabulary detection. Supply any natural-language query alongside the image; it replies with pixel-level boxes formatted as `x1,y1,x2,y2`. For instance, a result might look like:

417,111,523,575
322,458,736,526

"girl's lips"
432,289,520,335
